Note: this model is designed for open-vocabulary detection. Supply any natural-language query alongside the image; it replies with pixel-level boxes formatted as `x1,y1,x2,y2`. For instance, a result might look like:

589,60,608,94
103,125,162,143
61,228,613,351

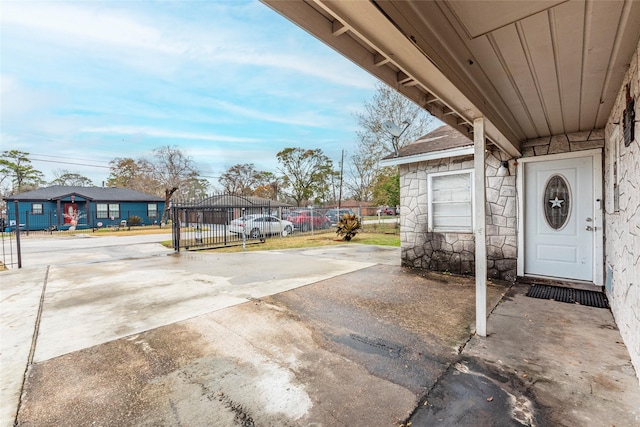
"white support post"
473,117,487,337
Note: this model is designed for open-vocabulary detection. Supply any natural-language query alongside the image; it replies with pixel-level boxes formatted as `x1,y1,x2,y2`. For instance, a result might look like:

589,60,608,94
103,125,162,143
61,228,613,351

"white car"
229,214,294,238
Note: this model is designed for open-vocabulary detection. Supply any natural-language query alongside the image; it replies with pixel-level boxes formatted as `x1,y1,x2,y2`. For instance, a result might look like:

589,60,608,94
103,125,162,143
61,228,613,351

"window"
148,203,158,218
32,203,43,215
96,203,109,219
428,170,474,232
108,203,120,219
96,203,120,219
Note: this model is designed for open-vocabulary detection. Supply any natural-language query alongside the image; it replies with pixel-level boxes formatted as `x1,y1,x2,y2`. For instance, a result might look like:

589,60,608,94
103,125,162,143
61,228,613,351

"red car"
377,207,396,215
286,210,331,231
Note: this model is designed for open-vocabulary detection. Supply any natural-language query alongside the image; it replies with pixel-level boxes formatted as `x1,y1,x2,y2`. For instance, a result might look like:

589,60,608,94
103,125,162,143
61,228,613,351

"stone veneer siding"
604,36,640,383
399,148,517,281
400,127,607,284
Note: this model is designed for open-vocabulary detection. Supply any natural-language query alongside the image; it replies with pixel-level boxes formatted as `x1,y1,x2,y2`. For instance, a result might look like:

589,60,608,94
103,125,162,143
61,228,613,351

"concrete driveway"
2,234,639,426
2,235,412,426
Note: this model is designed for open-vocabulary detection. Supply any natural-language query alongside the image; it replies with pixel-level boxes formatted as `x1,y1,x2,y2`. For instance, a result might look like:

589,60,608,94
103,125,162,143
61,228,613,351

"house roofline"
380,146,474,167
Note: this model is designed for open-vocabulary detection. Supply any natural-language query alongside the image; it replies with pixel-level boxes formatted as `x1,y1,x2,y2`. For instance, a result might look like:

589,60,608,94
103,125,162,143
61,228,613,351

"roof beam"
331,20,348,36
262,0,521,157
374,52,390,67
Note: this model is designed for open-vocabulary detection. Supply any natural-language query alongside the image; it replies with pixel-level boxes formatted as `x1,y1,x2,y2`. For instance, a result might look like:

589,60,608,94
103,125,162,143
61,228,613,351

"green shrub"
336,213,362,241
128,216,143,226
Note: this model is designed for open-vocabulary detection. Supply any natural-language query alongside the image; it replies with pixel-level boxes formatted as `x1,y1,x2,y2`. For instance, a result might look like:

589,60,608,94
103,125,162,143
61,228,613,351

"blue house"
4,186,165,231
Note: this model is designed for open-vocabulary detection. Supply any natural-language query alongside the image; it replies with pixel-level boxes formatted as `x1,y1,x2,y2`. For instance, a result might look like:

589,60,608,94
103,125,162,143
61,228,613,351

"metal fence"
1,228,21,269
171,197,277,251
170,199,380,251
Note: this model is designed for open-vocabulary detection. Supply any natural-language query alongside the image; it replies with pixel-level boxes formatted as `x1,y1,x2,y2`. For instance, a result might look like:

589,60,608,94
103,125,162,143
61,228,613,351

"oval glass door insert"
544,174,570,230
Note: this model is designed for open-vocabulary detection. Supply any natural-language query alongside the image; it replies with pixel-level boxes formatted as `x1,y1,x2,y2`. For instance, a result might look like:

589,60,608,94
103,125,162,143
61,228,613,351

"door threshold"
517,275,601,291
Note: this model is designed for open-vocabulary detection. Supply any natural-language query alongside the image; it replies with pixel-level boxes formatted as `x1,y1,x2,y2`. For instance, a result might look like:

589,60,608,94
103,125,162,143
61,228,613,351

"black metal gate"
170,195,273,251
1,201,22,269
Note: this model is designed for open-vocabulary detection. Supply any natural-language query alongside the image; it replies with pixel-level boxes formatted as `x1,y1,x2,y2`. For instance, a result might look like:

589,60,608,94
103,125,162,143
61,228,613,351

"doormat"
525,284,609,309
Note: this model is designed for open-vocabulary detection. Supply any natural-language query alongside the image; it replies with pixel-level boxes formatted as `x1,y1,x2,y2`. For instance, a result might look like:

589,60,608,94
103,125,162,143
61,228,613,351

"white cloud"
80,126,261,144
1,2,182,54
1,1,376,90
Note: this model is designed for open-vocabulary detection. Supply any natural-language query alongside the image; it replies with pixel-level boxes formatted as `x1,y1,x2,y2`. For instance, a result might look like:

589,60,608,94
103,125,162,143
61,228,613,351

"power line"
28,158,111,169
28,153,111,165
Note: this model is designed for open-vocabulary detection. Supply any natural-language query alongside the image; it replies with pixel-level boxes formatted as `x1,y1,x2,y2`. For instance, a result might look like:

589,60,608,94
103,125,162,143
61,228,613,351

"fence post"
241,207,246,251
172,206,180,251
14,201,22,268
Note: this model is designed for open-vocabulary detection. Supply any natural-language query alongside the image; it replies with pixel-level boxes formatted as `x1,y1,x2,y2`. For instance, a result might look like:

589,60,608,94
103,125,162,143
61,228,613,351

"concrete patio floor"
1,236,639,426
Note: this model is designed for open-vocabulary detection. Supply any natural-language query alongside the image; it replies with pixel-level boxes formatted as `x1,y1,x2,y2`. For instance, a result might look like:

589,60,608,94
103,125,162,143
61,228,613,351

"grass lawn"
208,229,400,253
165,222,400,252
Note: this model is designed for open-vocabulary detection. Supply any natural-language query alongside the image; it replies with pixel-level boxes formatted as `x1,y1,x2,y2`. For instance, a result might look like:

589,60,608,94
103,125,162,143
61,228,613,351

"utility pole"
338,149,344,210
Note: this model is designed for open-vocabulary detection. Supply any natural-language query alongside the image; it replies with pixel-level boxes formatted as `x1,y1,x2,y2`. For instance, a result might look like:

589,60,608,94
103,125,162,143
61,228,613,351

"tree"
345,143,378,202
50,170,94,187
151,145,199,222
355,82,436,159
181,173,210,200
276,147,333,207
0,150,46,194
106,157,156,192
253,171,282,200
347,82,436,201
218,163,259,195
372,169,400,208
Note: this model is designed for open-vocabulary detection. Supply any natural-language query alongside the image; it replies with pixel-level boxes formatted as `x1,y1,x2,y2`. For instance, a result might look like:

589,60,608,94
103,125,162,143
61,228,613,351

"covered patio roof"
262,0,640,337
263,0,640,157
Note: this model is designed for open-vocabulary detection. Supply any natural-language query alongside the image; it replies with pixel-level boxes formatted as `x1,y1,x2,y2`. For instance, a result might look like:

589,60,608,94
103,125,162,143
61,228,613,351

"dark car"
326,208,356,224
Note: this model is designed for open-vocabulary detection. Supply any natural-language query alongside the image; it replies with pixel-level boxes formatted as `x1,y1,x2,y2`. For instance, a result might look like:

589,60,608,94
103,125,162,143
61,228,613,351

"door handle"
585,225,593,231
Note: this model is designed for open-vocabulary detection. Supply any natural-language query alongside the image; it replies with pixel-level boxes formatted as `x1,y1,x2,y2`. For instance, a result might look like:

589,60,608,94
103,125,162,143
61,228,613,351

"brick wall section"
604,38,640,383
399,147,517,281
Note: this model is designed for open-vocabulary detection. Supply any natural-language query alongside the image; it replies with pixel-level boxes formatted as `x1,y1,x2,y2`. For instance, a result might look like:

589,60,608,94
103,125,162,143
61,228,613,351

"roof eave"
262,0,522,158
380,146,474,167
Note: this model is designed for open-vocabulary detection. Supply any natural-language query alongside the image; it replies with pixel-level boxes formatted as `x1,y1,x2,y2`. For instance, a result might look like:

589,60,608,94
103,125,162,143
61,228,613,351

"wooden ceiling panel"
594,0,640,126
465,35,537,139
549,1,585,133
580,0,625,130
447,0,568,38
519,11,564,136
489,24,550,137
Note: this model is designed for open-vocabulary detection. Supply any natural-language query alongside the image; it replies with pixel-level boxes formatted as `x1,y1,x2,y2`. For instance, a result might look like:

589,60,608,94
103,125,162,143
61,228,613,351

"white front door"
524,156,594,281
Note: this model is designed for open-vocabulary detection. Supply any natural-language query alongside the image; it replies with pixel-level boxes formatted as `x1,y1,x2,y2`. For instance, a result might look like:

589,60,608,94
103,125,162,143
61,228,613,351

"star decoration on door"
549,196,564,208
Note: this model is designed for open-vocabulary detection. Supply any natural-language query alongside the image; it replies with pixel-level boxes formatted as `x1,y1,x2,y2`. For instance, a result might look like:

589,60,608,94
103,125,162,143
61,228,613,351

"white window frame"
148,203,158,218
108,203,120,219
96,203,109,219
427,169,475,233
32,203,44,215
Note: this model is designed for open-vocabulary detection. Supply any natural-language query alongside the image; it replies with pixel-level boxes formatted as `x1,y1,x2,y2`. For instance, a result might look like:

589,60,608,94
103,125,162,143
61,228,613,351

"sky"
0,0,379,189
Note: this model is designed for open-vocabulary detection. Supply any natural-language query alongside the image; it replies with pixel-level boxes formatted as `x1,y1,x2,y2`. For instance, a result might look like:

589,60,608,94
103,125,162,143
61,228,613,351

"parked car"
286,210,331,231
229,214,294,238
326,208,356,224
377,206,396,215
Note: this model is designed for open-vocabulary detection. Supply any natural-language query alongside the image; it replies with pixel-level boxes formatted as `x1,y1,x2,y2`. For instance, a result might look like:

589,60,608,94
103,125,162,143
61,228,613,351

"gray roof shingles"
5,186,164,202
382,124,473,160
